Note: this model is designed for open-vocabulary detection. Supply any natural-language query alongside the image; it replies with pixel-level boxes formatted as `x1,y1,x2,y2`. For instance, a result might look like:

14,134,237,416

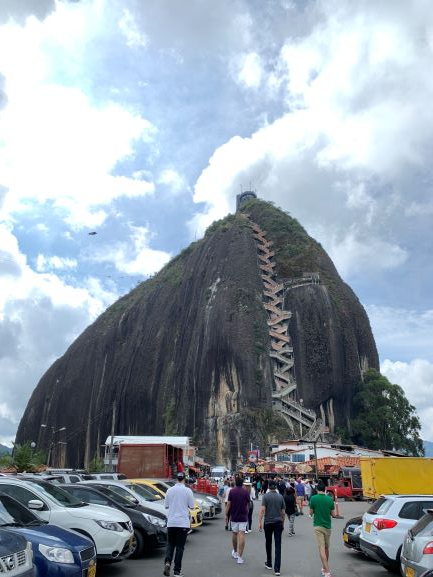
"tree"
88,454,105,473
1,442,46,472
351,369,424,456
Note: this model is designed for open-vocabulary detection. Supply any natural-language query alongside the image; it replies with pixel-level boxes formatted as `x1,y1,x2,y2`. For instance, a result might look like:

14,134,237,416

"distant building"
270,441,386,464
104,435,191,469
236,191,257,211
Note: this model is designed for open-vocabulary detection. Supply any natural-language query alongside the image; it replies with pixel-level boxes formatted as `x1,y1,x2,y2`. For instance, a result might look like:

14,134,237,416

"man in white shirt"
163,472,195,577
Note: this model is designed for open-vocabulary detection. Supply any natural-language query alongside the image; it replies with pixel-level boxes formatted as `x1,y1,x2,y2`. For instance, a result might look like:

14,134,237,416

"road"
99,500,389,577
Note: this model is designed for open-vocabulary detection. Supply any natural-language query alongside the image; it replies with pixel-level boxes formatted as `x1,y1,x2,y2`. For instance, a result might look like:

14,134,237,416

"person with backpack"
283,486,297,536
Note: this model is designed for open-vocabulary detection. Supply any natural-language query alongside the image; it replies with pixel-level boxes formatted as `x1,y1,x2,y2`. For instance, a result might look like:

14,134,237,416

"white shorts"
231,522,247,533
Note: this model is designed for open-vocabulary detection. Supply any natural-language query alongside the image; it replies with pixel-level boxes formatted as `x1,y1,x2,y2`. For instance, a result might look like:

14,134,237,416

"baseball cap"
177,472,185,480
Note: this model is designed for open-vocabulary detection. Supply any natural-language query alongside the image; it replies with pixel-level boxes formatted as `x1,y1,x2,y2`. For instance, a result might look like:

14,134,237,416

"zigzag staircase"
245,215,323,437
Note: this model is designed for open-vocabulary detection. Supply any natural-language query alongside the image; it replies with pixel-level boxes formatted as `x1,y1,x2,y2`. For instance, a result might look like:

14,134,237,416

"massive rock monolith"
16,198,379,467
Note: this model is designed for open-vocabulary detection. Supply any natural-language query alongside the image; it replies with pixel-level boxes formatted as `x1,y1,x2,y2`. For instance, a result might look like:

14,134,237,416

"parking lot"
99,501,389,577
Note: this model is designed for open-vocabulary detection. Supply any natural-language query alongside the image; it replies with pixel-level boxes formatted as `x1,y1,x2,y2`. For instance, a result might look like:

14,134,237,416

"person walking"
218,478,225,503
255,477,262,498
295,477,305,515
276,477,286,496
283,486,297,536
224,480,234,530
304,479,312,505
244,482,254,533
258,480,285,576
309,481,337,577
163,472,195,577
226,476,251,564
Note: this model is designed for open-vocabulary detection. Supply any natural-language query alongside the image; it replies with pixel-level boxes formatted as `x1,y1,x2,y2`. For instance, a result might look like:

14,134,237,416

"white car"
360,494,433,571
0,478,133,560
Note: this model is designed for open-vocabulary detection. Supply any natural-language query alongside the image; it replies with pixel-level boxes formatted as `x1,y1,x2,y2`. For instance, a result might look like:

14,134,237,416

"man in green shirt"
309,481,337,577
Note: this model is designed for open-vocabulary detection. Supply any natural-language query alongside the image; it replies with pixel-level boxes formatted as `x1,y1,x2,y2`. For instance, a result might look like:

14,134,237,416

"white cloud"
327,232,408,278
381,358,433,441
0,4,156,229
367,305,433,363
87,224,171,276
119,8,148,48
0,223,118,436
158,168,188,195
36,255,78,272
190,1,433,281
235,52,263,89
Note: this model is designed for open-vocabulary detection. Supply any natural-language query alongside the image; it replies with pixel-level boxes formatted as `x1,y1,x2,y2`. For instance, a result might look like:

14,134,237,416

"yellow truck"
360,456,433,499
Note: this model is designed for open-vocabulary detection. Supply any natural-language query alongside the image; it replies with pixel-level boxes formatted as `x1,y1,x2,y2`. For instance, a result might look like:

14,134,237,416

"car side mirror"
28,499,44,510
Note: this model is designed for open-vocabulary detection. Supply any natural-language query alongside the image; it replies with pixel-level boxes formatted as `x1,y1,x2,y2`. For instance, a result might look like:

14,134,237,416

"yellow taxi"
128,479,203,529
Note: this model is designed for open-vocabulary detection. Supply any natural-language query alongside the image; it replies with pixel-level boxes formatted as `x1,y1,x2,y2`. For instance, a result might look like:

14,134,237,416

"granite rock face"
16,200,379,466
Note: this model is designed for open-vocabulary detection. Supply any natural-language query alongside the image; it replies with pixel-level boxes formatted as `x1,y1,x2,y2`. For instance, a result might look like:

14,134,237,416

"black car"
0,527,34,576
342,516,363,551
62,484,167,558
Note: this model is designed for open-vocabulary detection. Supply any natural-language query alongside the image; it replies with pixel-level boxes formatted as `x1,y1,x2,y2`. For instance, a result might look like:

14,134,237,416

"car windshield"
139,484,161,498
103,484,141,504
367,497,392,515
98,487,137,508
29,481,87,507
0,495,38,526
411,512,433,537
126,483,160,501
153,482,169,494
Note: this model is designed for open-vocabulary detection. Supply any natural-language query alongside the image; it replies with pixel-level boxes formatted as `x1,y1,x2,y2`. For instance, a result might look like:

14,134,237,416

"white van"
0,478,133,560
210,466,229,481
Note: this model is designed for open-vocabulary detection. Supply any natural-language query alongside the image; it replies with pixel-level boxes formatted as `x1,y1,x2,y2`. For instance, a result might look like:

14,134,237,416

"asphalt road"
99,500,390,577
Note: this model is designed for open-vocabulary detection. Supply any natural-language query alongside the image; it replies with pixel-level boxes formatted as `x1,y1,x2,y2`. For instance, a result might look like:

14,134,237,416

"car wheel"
127,529,145,559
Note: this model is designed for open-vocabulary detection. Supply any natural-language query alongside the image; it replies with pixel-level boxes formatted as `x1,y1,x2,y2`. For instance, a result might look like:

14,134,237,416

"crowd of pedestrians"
164,471,339,577
222,473,338,577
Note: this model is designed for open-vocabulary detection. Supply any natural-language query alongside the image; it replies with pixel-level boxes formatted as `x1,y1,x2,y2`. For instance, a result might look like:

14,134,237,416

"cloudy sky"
0,0,432,445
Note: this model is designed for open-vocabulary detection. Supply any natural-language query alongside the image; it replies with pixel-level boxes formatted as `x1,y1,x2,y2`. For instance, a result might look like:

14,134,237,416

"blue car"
0,493,97,577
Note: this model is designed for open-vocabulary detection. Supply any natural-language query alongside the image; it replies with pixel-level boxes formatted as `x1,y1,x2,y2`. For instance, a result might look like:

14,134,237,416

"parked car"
127,479,204,526
0,492,96,576
62,484,167,558
0,478,133,561
79,479,167,515
401,509,433,577
360,495,433,571
0,528,34,576
342,516,363,551
144,479,221,517
81,473,127,481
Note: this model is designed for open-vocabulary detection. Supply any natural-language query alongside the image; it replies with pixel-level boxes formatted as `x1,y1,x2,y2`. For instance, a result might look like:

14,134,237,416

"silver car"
401,509,433,577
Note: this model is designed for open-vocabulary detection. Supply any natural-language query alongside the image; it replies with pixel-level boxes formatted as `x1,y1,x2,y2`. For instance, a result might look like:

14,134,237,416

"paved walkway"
99,500,388,577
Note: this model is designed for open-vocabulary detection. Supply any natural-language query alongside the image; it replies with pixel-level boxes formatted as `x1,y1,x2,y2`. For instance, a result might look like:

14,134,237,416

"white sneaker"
231,550,239,559
237,557,245,564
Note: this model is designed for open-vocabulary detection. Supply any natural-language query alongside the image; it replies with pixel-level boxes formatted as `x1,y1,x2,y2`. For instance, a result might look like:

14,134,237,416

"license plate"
87,560,96,577
405,567,415,577
343,533,349,542
365,522,371,533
